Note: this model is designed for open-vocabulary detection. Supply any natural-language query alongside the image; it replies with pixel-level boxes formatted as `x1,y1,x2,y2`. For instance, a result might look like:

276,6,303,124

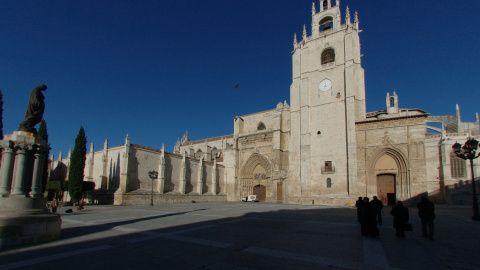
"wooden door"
253,185,266,202
376,174,395,205
277,182,283,201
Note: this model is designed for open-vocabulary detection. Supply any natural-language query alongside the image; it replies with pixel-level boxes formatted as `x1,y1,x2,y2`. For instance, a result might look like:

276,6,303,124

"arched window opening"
195,149,203,159
450,153,466,178
321,49,335,64
257,122,266,130
323,0,328,10
326,178,332,188
390,97,395,107
319,17,333,32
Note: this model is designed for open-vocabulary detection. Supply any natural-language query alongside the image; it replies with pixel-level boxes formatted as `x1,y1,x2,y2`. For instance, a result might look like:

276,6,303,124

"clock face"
319,79,332,92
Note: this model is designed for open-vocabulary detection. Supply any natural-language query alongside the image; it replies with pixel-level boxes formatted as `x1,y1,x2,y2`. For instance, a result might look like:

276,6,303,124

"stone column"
30,146,46,198
178,152,186,194
11,144,31,196
157,144,165,194
115,134,130,205
0,141,16,196
197,155,204,194
211,159,217,195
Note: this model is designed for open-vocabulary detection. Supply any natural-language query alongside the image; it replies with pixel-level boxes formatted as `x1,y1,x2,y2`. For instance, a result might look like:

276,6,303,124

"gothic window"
450,153,466,178
258,122,266,130
323,0,328,10
195,149,203,159
321,49,335,64
390,97,395,107
326,178,332,188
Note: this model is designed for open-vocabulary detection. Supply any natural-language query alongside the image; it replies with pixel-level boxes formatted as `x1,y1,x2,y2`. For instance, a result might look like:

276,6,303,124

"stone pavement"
1,202,479,270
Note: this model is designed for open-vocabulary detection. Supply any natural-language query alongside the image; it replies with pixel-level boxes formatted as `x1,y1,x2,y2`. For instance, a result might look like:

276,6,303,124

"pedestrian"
417,196,435,240
359,197,379,237
50,198,58,214
360,197,369,236
390,201,409,238
355,196,363,223
371,196,384,225
367,199,380,237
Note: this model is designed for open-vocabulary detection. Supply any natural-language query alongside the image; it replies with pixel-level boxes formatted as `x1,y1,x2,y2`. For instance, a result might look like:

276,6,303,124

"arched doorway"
377,174,396,205
253,185,266,201
368,146,409,202
240,153,272,199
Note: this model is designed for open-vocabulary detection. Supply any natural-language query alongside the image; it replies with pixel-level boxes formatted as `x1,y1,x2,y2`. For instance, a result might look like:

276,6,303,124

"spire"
312,2,316,15
125,134,130,145
345,6,351,26
181,130,190,145
174,137,181,153
337,0,340,7
104,139,108,150
302,24,307,40
476,112,479,123
456,104,460,117
293,33,297,47
90,142,94,153
67,149,71,158
354,11,359,27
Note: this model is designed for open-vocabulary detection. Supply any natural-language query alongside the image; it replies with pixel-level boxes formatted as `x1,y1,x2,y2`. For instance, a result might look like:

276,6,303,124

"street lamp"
148,170,158,206
452,138,480,221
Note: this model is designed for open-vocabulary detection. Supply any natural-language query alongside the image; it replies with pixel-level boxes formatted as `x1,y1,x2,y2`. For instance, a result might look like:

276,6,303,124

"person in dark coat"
360,197,370,236
360,197,379,237
367,199,380,237
355,197,363,223
371,196,384,225
390,201,409,238
417,196,435,240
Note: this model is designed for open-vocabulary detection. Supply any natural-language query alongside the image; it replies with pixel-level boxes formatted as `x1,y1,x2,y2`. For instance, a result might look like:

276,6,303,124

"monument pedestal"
0,131,61,248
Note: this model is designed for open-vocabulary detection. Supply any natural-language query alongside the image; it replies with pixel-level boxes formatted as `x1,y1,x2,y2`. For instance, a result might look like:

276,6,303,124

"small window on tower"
257,122,266,130
390,97,395,107
326,178,332,188
321,49,335,64
323,0,328,10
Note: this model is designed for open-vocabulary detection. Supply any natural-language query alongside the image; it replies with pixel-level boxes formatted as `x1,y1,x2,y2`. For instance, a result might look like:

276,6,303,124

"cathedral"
49,1,479,206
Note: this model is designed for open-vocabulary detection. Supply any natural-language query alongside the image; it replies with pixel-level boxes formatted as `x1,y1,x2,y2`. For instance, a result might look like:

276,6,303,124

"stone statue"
18,84,47,133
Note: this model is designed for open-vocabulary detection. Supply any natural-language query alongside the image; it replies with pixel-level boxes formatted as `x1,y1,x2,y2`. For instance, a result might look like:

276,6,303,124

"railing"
321,166,335,174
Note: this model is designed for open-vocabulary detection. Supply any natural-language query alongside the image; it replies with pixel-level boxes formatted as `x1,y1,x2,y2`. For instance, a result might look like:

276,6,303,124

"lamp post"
148,170,158,206
452,138,480,221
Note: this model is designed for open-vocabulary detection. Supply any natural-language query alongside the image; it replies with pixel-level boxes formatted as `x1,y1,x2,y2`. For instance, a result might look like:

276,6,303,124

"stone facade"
49,1,479,206
50,136,226,205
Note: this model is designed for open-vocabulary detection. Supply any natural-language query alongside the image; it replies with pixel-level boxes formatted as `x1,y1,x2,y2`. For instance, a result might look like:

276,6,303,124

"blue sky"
1,1,479,157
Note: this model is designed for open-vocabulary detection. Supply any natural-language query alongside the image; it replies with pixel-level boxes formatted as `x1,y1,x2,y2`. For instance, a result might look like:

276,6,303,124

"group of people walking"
355,196,383,237
356,196,435,240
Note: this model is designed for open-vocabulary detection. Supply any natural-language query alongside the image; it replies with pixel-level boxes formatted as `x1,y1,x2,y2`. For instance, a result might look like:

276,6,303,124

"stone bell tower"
288,1,366,203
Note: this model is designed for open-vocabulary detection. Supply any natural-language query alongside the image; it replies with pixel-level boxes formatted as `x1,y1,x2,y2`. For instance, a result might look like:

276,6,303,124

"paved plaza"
1,202,479,269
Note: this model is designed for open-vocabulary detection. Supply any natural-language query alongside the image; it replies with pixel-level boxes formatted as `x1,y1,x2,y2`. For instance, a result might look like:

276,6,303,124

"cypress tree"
0,89,3,139
38,120,50,193
68,126,87,204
